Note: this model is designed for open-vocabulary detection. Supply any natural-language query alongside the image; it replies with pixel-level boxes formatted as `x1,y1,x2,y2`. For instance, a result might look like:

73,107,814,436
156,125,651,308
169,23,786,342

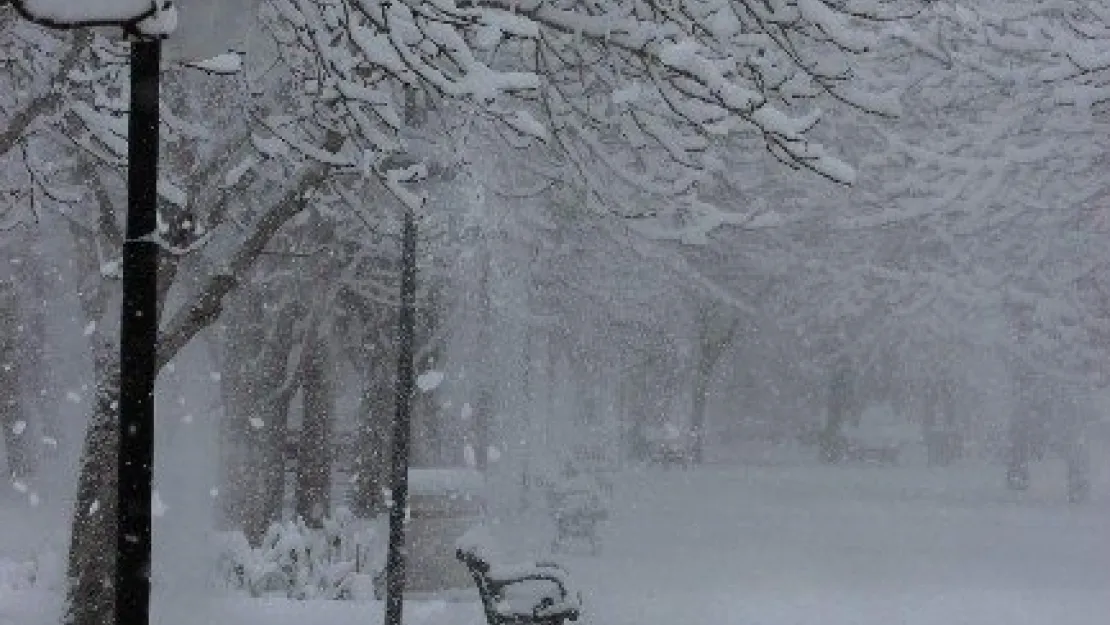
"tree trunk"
520,329,535,510
217,290,296,544
626,360,652,463
295,337,334,528
11,234,54,465
413,280,445,465
689,360,711,465
547,331,559,434
922,383,948,467
1006,411,1033,491
0,358,33,480
64,347,119,625
0,282,33,480
62,208,121,625
474,389,493,471
350,374,390,517
339,287,399,518
822,362,852,464
473,249,493,471
221,390,292,545
346,335,393,515
1065,438,1090,504
689,311,739,466
411,352,443,466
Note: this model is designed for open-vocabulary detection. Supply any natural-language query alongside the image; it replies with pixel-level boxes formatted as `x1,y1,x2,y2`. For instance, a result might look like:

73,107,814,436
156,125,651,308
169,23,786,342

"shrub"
215,506,384,600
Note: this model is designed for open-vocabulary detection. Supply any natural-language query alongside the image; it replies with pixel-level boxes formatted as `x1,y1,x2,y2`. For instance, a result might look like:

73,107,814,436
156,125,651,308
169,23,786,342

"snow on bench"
455,527,581,625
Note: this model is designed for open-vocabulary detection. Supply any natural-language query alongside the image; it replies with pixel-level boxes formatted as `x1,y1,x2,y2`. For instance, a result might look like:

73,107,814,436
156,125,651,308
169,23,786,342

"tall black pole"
118,37,160,625
385,209,417,625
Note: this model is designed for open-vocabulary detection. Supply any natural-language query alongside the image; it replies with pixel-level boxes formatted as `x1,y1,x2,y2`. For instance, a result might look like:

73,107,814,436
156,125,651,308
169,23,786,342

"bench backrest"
456,549,502,625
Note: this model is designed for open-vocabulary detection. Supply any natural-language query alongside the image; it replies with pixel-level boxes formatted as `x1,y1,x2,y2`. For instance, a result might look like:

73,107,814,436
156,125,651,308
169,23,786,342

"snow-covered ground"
4,458,1108,625
571,464,1108,625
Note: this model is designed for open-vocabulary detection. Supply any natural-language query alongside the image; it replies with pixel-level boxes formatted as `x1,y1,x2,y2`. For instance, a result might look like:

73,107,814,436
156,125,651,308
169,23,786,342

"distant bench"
647,439,692,469
845,442,900,466
547,486,608,555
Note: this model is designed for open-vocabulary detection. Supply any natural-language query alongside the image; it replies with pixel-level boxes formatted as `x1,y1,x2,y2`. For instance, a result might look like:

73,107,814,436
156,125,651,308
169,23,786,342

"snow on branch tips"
254,0,918,237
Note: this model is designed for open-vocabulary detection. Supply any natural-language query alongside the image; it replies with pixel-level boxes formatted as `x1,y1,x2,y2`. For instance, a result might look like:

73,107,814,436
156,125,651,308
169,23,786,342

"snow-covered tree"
2,1,948,621
259,0,922,224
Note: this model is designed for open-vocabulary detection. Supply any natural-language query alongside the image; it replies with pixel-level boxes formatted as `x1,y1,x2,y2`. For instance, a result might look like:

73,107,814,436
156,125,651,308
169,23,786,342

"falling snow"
2,3,1110,625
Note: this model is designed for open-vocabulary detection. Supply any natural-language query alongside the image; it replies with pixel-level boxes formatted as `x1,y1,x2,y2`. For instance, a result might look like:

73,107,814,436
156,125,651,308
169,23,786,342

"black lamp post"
9,8,162,625
118,34,161,625
10,4,242,625
385,206,417,625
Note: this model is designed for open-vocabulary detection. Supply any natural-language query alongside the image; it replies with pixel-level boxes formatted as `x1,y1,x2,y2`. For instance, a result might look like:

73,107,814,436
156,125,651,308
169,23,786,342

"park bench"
546,480,608,555
648,441,692,468
644,427,693,469
543,475,608,557
456,547,582,625
846,442,901,466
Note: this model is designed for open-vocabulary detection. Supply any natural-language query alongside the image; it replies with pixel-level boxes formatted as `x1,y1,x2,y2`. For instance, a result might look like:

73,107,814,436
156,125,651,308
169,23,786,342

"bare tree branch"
156,162,331,370
0,29,90,157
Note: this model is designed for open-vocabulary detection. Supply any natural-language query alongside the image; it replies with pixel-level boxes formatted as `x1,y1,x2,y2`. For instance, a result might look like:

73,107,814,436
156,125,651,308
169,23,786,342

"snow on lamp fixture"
9,0,157,27
11,0,258,63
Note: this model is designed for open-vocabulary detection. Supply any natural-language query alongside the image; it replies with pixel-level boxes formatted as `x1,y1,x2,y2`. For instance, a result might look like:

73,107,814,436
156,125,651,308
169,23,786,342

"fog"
2,2,1110,625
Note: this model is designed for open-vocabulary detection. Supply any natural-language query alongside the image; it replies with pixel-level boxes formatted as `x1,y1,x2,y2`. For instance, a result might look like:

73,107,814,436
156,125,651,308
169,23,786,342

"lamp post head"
10,0,157,29
12,0,260,66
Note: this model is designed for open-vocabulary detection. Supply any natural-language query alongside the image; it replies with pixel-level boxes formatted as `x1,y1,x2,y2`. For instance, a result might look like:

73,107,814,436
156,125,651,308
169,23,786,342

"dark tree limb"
0,30,91,158
156,163,331,370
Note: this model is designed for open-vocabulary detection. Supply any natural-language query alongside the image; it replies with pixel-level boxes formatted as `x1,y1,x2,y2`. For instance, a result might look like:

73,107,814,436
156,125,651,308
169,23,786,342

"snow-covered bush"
215,507,384,600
